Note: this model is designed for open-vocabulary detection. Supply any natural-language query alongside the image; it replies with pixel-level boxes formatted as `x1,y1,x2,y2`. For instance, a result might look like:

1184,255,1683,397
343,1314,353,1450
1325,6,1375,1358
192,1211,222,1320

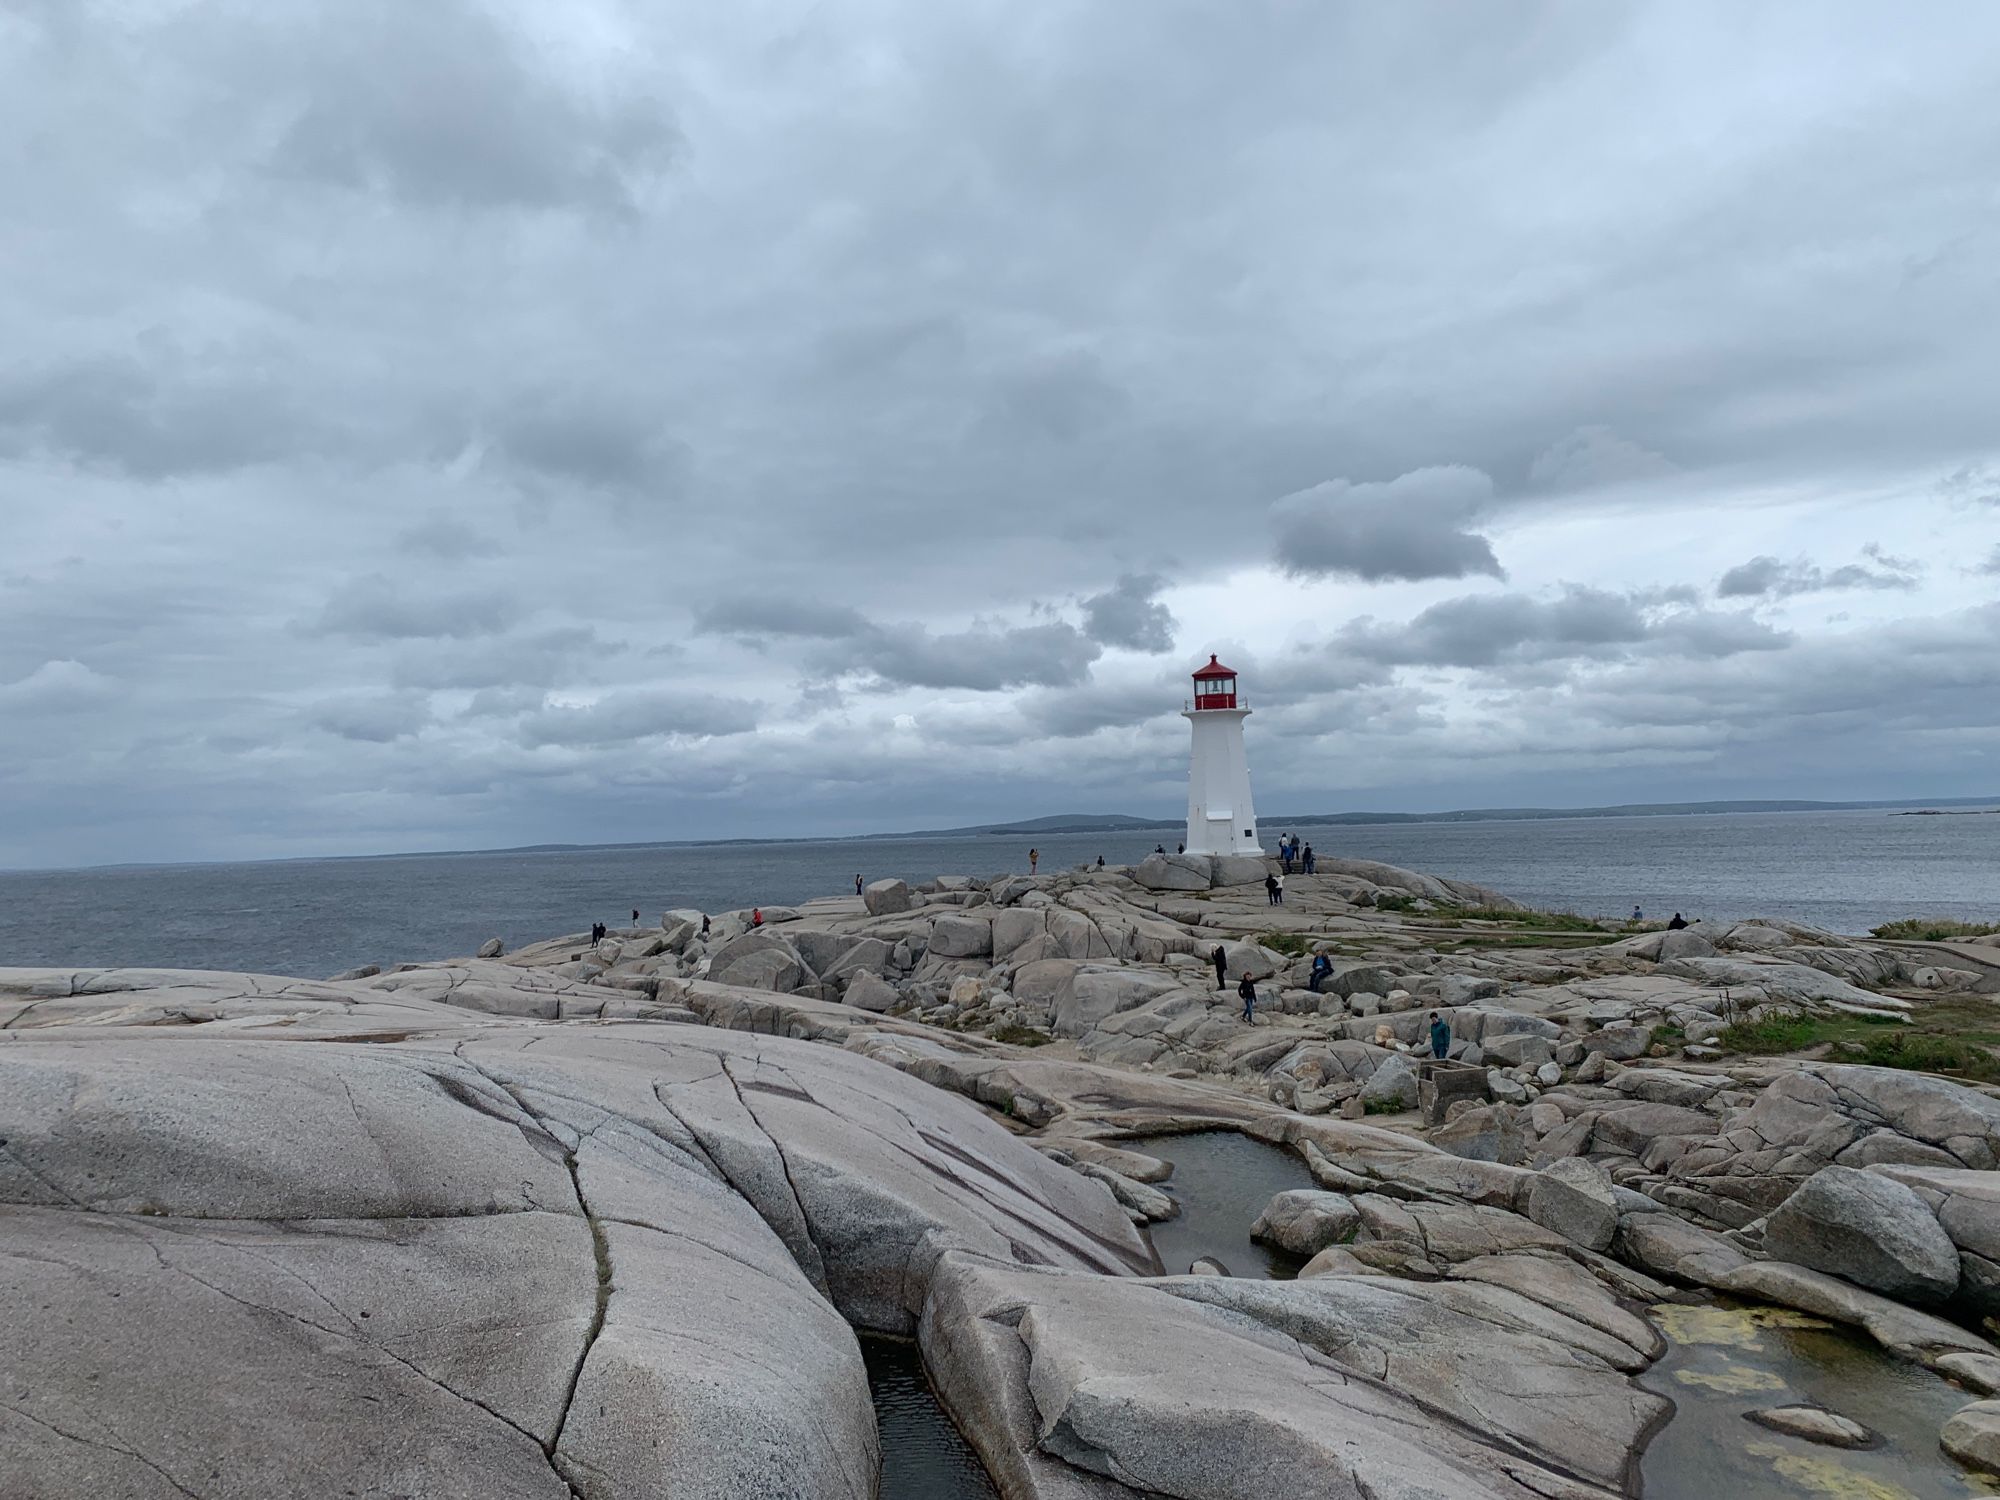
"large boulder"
1525,1157,1619,1252
1053,967,1186,1039
1944,1401,2000,1476
1358,1053,1419,1111
926,913,994,960
1132,852,1212,891
843,970,899,1013
1867,1165,2000,1314
1764,1165,1961,1303
862,878,912,916
990,907,1047,959
1251,1190,1360,1257
1209,853,1271,887
706,930,811,993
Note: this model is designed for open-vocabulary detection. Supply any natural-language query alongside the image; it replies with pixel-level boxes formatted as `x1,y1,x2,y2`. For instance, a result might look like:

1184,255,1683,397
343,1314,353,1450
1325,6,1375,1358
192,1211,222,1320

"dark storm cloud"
1271,468,1505,583
1716,546,1922,599
309,575,517,641
519,690,762,747
490,397,687,493
1081,574,1177,653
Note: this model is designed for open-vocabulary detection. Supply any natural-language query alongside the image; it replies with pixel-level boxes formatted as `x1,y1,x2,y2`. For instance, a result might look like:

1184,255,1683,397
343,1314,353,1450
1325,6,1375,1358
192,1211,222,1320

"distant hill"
934,796,2000,839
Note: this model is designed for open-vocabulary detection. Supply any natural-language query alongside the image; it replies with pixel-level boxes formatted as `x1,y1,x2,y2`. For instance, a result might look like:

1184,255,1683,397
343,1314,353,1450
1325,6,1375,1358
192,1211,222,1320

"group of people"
1277,834,1314,875
1263,870,1285,905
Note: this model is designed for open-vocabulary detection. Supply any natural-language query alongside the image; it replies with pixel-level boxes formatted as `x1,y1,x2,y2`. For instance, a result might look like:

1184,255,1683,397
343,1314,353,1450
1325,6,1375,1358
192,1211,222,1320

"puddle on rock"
862,1335,999,1500
1640,1299,1997,1500
1125,1130,1315,1279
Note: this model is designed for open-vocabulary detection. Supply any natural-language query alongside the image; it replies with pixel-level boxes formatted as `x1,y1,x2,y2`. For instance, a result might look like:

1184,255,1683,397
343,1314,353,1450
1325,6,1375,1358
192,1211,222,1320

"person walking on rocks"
1239,971,1261,1024
1265,872,1279,906
1303,842,1316,875
1212,943,1229,991
1029,848,1039,874
1428,1010,1452,1059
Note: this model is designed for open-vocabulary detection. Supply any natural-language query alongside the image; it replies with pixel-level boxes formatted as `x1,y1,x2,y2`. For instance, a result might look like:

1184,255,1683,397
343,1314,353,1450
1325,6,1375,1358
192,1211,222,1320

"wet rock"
1942,1400,2000,1475
1745,1404,1874,1447
1764,1165,1961,1303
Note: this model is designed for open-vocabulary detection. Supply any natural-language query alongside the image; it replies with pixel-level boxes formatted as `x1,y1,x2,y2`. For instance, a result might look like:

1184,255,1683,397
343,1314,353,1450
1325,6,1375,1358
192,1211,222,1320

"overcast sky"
3,1,1998,868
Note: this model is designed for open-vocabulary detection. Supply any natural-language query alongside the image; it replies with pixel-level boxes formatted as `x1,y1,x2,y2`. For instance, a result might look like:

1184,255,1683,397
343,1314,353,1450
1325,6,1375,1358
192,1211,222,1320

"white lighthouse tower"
1182,655,1261,856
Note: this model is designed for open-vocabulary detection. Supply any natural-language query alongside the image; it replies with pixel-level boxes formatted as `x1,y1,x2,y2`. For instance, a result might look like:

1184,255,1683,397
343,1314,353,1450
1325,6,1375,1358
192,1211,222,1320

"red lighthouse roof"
1192,655,1237,681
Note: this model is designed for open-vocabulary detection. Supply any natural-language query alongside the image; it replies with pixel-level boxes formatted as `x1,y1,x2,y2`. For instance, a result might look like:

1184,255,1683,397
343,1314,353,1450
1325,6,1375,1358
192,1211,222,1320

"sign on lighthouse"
1182,655,1262,856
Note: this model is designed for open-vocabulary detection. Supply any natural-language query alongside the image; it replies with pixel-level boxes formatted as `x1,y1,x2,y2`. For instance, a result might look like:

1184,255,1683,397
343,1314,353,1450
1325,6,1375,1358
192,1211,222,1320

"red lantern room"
1191,655,1238,710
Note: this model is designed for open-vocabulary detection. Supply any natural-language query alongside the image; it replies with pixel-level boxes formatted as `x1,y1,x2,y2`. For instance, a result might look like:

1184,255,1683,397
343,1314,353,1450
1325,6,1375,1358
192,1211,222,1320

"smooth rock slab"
1943,1400,2000,1476
1527,1156,1620,1252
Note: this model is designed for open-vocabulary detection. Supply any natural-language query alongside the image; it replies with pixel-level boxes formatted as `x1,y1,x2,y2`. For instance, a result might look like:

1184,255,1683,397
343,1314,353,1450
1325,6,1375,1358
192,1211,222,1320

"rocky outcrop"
1763,1165,1962,1303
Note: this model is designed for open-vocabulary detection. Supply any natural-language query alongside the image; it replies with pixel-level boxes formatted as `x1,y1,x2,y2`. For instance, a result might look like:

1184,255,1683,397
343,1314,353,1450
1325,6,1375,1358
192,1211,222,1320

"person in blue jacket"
1428,1010,1452,1059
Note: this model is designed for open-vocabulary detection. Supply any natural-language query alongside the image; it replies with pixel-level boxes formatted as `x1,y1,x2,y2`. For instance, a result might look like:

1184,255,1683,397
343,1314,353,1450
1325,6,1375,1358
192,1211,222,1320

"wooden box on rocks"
1419,1058,1490,1127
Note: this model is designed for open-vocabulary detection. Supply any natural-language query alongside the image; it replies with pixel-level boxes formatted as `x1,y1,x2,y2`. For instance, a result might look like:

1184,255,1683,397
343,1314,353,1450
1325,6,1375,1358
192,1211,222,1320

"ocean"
1,808,1993,980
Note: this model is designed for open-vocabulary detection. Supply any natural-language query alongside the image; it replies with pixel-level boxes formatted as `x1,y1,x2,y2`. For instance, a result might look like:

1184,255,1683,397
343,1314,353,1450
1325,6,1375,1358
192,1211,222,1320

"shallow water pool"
1639,1301,1994,1500
1124,1129,1316,1278
863,1334,999,1500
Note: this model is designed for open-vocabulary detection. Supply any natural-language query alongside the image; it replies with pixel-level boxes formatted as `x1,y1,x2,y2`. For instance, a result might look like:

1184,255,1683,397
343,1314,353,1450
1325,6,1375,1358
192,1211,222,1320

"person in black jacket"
1212,944,1229,991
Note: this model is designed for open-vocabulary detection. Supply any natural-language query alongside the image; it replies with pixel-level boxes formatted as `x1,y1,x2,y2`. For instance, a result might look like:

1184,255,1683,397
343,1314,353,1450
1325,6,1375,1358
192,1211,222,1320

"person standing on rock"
1303,843,1316,875
1238,971,1261,1024
1273,872,1285,905
700,914,710,937
1632,905,1643,922
631,908,639,927
1667,912,1688,929
1265,872,1279,906
1212,944,1229,991
1176,842,1184,854
1096,854,1105,867
855,873,865,896
1029,848,1039,873
1428,1011,1452,1059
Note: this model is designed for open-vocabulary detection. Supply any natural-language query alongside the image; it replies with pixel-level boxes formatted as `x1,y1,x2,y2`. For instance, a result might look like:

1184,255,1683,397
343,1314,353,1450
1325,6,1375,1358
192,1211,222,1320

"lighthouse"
1181,655,1261,856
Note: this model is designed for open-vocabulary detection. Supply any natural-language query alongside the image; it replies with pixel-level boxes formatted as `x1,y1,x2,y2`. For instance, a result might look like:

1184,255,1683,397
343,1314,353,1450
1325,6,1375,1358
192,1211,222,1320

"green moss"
1373,892,1418,913
988,1023,1053,1048
1260,932,1314,957
1847,1031,2000,1081
1871,917,2000,941
1716,1014,1823,1054
1434,906,1610,932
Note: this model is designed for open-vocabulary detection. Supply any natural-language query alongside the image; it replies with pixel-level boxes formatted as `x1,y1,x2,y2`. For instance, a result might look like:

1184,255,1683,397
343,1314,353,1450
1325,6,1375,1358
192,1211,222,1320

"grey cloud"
490,397,685,493
1081,574,1177,652
267,0,675,216
1941,465,2000,508
694,599,875,641
389,627,602,691
1717,546,1922,599
1528,426,1675,490
843,621,1103,692
1023,681,1177,739
310,574,516,640
0,353,307,478
0,659,118,713
1338,587,1789,669
1272,467,1504,583
519,690,761,748
397,512,504,560
309,691,431,742
1978,546,2000,576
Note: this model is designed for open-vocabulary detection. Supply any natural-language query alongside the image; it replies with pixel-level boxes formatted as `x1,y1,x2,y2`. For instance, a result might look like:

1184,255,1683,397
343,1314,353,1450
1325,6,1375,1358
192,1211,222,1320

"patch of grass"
988,1023,1053,1048
1259,932,1315,957
1434,906,1611,933
1871,917,2000,942
1444,933,1607,951
1716,1014,1824,1054
1364,1098,1407,1115
1845,1031,2000,1081
1373,892,1418,913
